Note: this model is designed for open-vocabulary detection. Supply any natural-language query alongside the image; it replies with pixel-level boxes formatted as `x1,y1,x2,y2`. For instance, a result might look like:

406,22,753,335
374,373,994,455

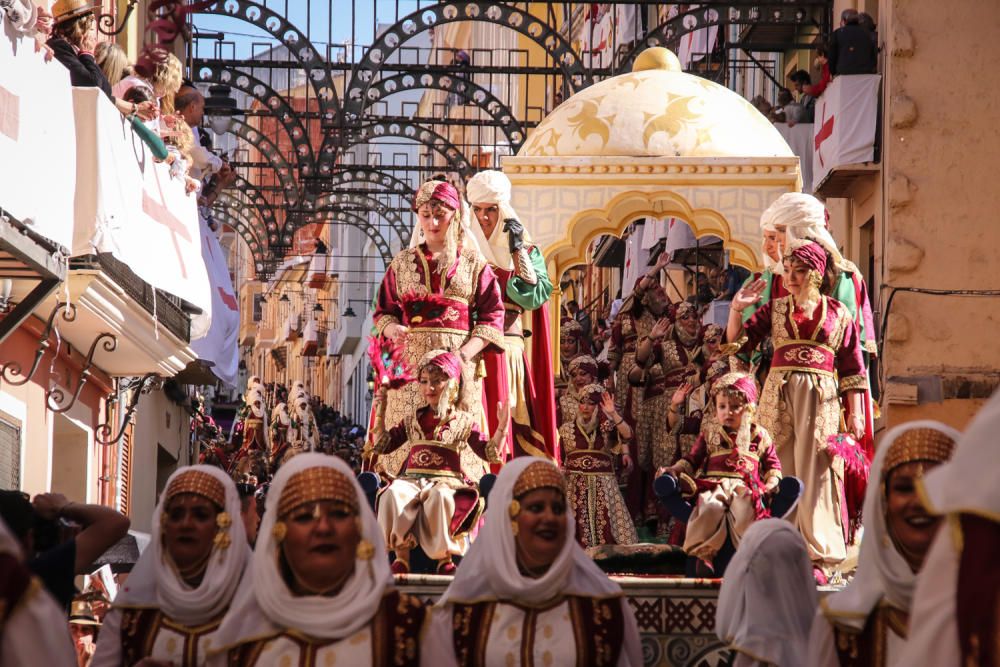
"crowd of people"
751,9,879,127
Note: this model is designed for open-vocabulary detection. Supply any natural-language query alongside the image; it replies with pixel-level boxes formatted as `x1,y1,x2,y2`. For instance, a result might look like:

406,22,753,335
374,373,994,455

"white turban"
759,192,858,275
464,170,530,270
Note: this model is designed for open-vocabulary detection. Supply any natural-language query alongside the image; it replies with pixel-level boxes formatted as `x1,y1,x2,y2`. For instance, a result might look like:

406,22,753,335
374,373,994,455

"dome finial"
632,47,682,73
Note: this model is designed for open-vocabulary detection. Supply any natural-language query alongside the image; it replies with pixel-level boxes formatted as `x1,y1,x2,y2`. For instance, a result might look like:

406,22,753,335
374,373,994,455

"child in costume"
659,372,781,563
368,349,508,574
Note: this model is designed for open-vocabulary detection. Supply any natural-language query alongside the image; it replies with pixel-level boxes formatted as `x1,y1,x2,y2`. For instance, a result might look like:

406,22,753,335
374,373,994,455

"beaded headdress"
568,355,598,377
883,427,956,477
277,466,359,518
512,461,566,499
578,383,605,405
165,470,226,509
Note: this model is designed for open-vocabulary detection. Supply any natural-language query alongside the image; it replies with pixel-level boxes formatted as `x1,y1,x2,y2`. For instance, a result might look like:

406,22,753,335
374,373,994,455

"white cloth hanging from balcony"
71,87,211,314
191,216,239,386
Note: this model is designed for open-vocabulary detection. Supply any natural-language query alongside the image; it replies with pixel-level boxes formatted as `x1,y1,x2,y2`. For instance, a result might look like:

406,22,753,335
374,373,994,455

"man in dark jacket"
829,9,878,75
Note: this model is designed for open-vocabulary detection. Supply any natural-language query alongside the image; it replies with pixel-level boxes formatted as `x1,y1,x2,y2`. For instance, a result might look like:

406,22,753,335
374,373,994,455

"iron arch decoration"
212,208,268,275
193,62,316,177
326,168,415,199
215,191,269,245
342,2,591,123
616,3,820,74
363,72,527,152
228,118,301,207
342,120,475,178
313,192,409,242
226,174,284,248
194,0,340,126
315,210,393,267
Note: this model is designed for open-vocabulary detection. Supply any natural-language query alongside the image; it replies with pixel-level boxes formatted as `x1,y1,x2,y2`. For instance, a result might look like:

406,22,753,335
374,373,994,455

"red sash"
772,340,836,374
564,449,616,474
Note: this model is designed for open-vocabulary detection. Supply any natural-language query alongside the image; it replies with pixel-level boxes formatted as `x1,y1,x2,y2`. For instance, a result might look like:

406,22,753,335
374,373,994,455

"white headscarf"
920,389,1000,517
760,192,858,275
438,457,621,606
464,170,530,271
114,465,249,626
211,453,392,646
407,180,483,258
717,520,817,666
823,420,960,629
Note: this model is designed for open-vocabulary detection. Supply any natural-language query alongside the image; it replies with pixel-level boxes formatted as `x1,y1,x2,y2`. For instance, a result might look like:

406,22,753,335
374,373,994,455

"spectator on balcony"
768,88,794,124
0,490,131,611
750,94,772,118
804,46,832,97
94,41,128,87
788,70,816,123
829,9,878,76
175,85,228,182
161,114,201,194
113,48,183,118
47,0,157,121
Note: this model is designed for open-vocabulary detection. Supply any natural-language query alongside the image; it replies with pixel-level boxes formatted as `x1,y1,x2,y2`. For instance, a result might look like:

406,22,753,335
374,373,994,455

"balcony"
811,75,882,197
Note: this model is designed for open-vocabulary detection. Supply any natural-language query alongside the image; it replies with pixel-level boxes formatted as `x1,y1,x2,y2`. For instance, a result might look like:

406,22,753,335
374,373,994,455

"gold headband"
165,470,225,509
278,466,359,518
883,428,956,477
513,462,566,499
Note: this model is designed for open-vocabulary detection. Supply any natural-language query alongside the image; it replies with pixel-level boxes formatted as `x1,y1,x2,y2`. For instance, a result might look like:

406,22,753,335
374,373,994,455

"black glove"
502,218,525,254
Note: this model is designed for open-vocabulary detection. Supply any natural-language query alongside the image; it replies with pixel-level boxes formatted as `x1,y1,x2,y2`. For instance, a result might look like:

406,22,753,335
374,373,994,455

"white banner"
190,219,239,386
620,222,648,299
71,88,211,314
581,5,639,69
812,74,881,190
775,122,815,194
0,22,76,250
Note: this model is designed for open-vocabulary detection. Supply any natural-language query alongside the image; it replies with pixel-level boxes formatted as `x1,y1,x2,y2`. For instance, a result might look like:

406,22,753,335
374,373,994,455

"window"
0,419,21,490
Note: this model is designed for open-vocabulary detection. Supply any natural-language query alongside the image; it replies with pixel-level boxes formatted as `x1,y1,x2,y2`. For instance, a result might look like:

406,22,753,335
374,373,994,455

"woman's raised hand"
731,278,767,311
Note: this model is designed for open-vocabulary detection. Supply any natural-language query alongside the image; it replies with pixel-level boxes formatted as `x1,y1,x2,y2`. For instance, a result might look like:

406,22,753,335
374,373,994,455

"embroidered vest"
832,604,907,667
227,590,426,667
451,595,624,667
120,607,223,667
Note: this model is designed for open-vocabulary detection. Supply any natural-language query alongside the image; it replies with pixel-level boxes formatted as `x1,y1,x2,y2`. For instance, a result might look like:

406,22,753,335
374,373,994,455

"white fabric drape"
716,519,818,666
211,453,392,646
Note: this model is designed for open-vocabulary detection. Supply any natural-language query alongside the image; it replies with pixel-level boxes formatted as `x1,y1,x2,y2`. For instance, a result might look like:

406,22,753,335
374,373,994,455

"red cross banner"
812,74,882,190
191,217,240,386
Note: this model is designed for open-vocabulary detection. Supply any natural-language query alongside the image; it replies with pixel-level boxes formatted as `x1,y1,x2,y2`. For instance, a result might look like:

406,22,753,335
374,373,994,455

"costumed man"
287,392,318,458
269,401,291,469
629,300,703,528
368,350,508,575
466,170,558,462
369,180,505,480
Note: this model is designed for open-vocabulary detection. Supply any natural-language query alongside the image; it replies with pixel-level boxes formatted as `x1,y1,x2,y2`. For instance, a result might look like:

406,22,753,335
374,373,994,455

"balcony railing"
71,254,191,343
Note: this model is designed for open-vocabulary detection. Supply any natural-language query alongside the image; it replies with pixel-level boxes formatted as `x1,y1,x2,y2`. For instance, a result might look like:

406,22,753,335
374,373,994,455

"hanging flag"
812,74,881,190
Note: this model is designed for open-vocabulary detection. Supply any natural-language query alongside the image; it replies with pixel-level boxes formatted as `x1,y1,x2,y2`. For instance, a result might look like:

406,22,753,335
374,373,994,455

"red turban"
422,350,463,379
413,180,462,212
711,372,759,405
787,240,827,275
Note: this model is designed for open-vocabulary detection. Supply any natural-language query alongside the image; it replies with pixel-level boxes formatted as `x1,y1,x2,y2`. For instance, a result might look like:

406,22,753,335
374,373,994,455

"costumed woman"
560,386,637,547
727,240,867,581
0,517,76,665
808,420,958,666
898,391,1000,667
370,180,505,479
369,350,508,575
716,519,818,667
92,465,249,666
466,170,558,462
742,192,877,478
422,457,642,667
208,454,427,666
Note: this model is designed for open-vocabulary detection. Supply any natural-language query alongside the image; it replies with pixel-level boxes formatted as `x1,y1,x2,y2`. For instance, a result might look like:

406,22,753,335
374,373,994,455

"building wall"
129,391,191,533
875,0,1000,427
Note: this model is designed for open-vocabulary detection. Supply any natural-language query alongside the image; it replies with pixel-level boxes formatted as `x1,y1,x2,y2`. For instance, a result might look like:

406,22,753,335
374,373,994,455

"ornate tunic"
376,407,494,481
222,590,426,667
810,602,908,667
118,608,223,667
560,415,637,547
447,596,627,667
676,425,781,512
481,245,559,461
372,244,505,477
741,295,865,567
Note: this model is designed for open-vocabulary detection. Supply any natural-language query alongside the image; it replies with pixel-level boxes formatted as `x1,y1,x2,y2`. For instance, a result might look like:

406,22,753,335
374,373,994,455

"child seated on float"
367,349,508,575
658,372,781,565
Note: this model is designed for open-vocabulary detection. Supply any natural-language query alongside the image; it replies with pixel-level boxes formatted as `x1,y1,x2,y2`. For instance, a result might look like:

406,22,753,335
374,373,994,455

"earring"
357,540,375,561
509,499,521,537
510,521,519,537
273,520,287,543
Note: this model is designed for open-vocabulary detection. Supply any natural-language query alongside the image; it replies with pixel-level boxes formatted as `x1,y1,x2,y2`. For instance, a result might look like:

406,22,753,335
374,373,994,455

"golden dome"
518,47,793,159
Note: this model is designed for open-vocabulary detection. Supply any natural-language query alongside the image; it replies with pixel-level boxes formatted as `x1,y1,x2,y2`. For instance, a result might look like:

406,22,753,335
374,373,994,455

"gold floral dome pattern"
518,47,793,159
